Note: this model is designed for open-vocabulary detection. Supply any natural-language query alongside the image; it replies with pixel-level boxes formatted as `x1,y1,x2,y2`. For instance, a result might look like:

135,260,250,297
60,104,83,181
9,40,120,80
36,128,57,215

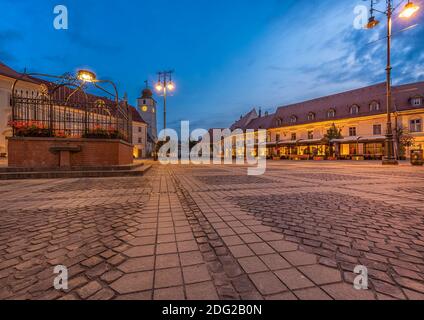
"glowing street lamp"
399,1,420,18
155,71,175,130
365,0,420,165
77,70,97,83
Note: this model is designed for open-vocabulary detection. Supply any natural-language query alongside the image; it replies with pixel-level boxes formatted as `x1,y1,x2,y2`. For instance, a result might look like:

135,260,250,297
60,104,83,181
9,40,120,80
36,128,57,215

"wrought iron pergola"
11,70,132,143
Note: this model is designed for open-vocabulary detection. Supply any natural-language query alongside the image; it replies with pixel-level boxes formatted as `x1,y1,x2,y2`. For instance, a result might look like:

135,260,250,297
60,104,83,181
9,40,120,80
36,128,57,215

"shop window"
410,119,422,132
373,124,382,135
349,127,357,137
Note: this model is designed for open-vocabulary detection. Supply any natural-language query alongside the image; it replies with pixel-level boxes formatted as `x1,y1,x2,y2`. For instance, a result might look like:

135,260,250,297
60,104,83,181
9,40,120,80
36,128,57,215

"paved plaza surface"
1,161,424,300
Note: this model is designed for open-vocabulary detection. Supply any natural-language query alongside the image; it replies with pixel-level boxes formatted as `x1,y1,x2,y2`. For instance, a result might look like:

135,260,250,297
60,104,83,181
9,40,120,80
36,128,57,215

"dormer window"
275,118,283,127
370,101,380,111
290,115,298,123
411,96,423,107
327,109,336,118
308,112,316,121
350,105,359,115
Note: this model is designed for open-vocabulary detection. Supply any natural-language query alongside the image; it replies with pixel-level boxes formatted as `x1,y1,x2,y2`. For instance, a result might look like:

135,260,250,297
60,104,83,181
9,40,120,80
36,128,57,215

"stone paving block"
238,256,268,274
154,267,183,289
154,286,185,300
111,271,154,294
179,251,204,267
259,254,291,271
249,272,288,295
274,268,315,290
118,256,155,273
294,287,332,300
281,251,317,266
186,281,219,300
298,265,342,285
322,283,375,300
183,264,212,284
228,245,255,258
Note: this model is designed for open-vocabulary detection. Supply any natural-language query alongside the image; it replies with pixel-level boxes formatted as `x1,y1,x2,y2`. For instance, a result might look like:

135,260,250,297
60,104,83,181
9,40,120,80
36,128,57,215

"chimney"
265,111,269,116
258,107,262,118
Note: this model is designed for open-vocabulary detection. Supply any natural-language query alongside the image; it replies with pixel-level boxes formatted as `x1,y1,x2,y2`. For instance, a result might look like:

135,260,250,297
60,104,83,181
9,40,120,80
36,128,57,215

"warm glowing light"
77,70,96,82
155,82,163,92
399,1,420,18
167,81,175,91
142,106,148,112
365,16,380,29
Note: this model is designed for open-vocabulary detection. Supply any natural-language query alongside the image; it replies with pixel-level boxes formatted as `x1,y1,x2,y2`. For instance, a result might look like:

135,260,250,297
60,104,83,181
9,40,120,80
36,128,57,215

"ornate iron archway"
10,70,132,143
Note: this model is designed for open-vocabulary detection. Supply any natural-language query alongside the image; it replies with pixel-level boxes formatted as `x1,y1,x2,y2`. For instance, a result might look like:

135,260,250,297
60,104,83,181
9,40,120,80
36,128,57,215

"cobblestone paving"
0,161,424,300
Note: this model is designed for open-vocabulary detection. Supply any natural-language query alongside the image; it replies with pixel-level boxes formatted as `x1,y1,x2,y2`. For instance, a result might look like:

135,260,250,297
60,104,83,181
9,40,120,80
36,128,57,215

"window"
138,127,142,133
290,115,297,123
373,124,382,135
349,127,357,137
350,105,359,115
308,131,314,140
410,119,422,132
275,118,283,127
370,101,380,111
327,109,336,118
276,134,281,142
308,112,316,121
411,97,423,107
138,138,142,144
291,133,297,141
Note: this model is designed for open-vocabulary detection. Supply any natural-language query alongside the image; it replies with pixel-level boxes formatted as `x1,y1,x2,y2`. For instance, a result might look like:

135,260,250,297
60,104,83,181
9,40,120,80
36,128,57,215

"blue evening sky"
1,0,423,130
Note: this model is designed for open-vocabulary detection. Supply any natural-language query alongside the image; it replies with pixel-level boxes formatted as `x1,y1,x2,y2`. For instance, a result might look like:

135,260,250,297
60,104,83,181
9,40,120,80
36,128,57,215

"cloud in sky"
0,0,423,131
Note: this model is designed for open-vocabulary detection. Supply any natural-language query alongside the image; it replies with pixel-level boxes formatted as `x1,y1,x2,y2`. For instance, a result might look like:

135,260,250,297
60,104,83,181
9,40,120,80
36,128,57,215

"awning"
297,139,325,145
358,135,386,143
279,140,298,146
331,136,360,143
266,142,278,147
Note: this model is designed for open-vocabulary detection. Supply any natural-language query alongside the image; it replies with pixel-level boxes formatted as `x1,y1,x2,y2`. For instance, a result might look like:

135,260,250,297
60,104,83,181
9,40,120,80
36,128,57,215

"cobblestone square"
1,161,424,300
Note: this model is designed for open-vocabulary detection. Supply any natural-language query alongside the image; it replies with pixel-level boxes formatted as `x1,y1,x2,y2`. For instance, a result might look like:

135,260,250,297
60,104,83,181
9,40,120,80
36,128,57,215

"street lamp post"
366,0,420,165
155,71,175,130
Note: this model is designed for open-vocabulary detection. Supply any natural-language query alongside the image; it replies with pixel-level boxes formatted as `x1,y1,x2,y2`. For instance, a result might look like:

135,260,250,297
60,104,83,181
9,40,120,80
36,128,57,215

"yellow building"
228,82,424,160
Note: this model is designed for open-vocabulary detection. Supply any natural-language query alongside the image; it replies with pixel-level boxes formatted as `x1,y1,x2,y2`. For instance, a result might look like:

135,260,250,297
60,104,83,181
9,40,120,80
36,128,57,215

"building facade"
0,62,148,159
228,82,424,160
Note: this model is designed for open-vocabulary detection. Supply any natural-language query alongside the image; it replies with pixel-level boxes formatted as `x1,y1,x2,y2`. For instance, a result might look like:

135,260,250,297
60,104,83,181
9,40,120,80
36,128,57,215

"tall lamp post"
155,71,175,130
365,0,419,165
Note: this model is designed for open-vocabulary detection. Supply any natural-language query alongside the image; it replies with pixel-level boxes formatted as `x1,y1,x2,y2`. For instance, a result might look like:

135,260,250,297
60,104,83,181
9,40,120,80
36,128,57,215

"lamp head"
77,70,96,83
365,16,380,29
155,82,163,92
400,1,420,18
167,81,175,91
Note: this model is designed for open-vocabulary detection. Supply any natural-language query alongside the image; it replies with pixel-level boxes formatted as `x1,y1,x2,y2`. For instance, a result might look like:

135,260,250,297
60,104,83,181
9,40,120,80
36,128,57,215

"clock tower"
137,81,157,141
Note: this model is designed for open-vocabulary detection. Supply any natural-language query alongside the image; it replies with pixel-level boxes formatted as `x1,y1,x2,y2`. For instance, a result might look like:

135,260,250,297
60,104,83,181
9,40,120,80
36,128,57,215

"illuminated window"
152,108,155,113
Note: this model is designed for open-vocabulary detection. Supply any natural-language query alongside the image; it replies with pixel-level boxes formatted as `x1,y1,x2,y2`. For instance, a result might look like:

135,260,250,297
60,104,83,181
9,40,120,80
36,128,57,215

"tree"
323,123,343,158
397,127,416,159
